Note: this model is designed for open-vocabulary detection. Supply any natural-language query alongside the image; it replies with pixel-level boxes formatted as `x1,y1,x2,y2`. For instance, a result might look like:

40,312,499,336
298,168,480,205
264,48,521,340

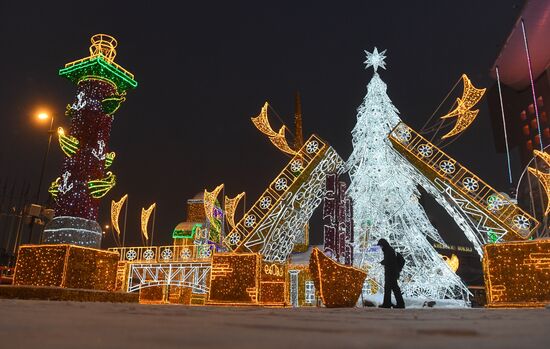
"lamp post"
36,112,55,203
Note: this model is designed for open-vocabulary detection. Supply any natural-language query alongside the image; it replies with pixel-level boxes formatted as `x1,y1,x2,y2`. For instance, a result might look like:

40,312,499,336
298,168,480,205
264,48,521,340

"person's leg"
381,275,392,307
392,278,405,308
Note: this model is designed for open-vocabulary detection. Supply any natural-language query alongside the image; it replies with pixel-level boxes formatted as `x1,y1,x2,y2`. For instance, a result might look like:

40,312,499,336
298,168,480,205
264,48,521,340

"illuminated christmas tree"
43,34,137,248
346,48,469,303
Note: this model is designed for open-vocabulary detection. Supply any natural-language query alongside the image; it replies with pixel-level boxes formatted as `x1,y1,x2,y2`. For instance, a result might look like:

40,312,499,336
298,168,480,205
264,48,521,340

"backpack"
396,252,405,273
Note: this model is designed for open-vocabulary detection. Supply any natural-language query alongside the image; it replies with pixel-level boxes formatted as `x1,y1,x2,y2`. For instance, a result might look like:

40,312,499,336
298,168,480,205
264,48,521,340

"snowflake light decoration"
364,47,387,72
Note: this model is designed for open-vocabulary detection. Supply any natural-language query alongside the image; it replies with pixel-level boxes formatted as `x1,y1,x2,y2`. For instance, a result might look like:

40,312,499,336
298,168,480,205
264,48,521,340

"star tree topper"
364,47,387,72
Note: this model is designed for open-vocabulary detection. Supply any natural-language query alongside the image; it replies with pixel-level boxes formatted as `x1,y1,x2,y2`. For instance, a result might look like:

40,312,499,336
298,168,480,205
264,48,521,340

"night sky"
0,1,525,248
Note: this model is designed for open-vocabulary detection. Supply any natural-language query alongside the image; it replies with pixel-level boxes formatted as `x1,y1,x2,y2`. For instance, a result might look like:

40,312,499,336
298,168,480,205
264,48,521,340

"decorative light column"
43,34,137,248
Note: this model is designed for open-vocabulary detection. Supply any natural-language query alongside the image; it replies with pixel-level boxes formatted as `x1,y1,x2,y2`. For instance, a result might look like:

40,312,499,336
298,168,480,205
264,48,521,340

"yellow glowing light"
88,171,116,198
440,74,486,139
141,203,156,241
441,254,459,273
529,150,550,216
13,244,119,291
37,112,49,120
251,102,298,156
483,239,550,308
204,183,224,231
111,194,128,237
48,177,61,198
224,192,245,230
57,127,79,157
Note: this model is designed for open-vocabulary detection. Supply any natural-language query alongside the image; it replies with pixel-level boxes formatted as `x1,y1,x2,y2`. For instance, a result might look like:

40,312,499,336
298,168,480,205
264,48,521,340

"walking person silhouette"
377,238,405,308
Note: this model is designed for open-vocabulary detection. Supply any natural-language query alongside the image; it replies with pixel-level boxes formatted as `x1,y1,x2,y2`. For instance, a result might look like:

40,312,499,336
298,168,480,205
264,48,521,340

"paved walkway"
0,299,549,348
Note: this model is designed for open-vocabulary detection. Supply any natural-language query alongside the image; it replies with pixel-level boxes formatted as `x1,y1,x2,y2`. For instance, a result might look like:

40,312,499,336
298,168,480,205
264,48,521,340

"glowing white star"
364,47,387,72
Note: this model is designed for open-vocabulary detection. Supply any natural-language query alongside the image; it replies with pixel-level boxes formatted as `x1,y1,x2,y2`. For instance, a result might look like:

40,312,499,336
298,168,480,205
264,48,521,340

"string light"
483,239,550,307
440,74,486,139
309,248,366,307
110,194,128,237
105,151,116,168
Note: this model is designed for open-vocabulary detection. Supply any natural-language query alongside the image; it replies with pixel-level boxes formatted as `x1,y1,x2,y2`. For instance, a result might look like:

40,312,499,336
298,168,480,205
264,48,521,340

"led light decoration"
388,121,538,249
309,248,366,307
141,203,156,241
224,192,245,230
110,194,128,237
484,239,550,308
13,244,119,291
347,48,470,304
224,132,344,263
441,254,460,273
88,171,116,199
440,74,486,139
43,34,137,248
105,151,115,168
48,178,60,198
204,184,224,242
251,102,298,156
57,127,79,157
323,173,354,265
528,150,550,215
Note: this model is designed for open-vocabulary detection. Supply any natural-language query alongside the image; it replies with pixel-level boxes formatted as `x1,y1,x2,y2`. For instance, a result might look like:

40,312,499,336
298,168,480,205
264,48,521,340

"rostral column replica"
43,34,137,248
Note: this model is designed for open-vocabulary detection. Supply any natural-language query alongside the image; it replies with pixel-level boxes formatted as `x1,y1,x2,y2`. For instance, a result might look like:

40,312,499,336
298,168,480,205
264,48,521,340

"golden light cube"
483,239,550,307
14,244,119,291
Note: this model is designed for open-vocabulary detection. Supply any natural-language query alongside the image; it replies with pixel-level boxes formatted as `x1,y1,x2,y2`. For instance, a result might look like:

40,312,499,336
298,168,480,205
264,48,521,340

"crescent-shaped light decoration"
224,192,245,230
529,150,550,215
440,74,486,139
141,202,156,241
269,126,298,156
251,102,278,137
251,102,298,156
441,254,460,273
111,194,128,237
204,183,224,232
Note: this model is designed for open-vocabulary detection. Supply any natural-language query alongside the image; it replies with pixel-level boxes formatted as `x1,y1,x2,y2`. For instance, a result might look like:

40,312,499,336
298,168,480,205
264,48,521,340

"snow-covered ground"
0,299,548,349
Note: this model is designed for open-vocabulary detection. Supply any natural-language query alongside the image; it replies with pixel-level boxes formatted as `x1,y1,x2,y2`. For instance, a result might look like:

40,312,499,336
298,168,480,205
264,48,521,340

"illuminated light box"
14,244,118,291
483,239,550,307
207,253,260,305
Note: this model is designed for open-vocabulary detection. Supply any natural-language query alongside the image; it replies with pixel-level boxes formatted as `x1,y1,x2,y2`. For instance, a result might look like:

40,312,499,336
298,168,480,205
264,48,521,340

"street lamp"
35,111,55,203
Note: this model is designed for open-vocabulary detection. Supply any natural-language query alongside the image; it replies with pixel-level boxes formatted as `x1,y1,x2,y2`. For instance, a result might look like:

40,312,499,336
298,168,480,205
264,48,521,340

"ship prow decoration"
309,248,367,307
